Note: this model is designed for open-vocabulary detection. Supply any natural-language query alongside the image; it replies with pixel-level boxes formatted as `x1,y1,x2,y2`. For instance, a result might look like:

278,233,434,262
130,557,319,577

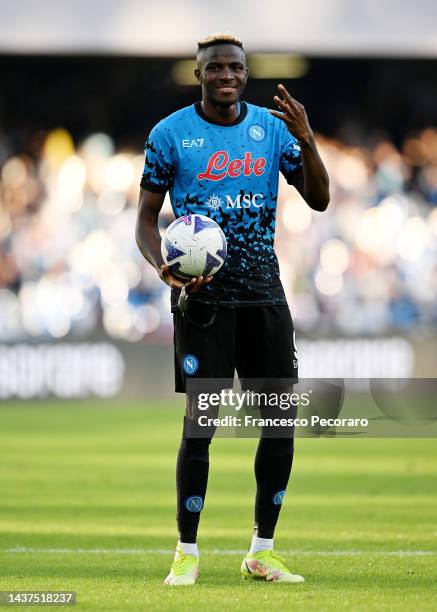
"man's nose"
219,67,234,81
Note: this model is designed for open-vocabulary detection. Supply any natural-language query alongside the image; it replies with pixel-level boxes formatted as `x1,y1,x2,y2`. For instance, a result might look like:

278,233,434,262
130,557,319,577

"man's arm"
135,187,210,292
135,188,165,270
289,166,327,212
270,84,330,212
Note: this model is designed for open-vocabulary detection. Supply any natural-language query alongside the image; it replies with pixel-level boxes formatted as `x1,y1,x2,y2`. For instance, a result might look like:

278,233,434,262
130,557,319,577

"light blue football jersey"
141,101,302,309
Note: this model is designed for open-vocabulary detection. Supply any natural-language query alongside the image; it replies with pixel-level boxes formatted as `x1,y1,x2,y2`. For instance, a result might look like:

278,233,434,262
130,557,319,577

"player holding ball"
136,33,329,585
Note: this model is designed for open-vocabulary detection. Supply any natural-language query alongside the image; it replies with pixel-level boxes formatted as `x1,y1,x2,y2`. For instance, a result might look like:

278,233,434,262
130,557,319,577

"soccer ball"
161,214,227,280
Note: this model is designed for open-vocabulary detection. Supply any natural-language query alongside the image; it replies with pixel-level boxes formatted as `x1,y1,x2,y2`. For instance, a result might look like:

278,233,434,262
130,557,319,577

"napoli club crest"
185,495,204,512
248,124,266,142
183,354,199,375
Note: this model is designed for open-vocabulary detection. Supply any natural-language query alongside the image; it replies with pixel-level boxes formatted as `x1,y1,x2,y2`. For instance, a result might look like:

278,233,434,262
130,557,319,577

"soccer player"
136,33,329,585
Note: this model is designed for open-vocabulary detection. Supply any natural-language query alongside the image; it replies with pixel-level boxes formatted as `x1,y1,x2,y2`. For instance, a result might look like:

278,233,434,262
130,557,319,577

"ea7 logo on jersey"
198,151,266,181
182,138,205,148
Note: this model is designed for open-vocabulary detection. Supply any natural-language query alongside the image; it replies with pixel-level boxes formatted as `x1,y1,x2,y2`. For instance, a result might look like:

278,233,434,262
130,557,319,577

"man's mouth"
217,86,237,94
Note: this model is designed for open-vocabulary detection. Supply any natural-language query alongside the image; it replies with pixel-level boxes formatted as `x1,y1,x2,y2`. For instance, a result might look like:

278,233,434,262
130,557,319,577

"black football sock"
176,416,215,543
253,434,294,539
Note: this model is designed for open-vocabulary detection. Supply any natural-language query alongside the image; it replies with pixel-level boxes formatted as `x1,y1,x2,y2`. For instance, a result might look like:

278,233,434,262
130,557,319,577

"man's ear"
194,68,202,83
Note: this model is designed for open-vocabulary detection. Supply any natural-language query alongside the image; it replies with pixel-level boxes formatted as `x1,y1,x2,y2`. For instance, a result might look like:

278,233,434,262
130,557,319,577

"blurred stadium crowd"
0,125,436,342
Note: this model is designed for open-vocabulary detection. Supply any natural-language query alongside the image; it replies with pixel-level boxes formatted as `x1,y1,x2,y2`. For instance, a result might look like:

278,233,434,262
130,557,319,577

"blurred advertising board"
0,335,435,400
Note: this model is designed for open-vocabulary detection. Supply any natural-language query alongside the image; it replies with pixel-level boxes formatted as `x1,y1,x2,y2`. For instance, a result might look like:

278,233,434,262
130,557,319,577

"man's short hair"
197,33,244,55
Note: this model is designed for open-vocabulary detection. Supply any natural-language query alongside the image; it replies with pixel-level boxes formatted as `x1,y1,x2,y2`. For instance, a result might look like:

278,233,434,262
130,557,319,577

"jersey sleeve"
140,122,176,193
279,124,303,184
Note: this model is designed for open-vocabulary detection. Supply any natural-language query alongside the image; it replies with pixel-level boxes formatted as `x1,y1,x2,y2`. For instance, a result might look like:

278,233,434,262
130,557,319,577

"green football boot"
164,544,199,586
241,549,304,583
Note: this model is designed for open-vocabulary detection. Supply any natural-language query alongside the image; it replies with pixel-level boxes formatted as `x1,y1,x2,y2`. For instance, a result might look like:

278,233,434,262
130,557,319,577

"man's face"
195,44,248,107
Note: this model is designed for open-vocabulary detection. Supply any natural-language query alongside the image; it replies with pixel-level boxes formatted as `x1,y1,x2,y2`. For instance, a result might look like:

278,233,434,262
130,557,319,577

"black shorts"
173,304,298,394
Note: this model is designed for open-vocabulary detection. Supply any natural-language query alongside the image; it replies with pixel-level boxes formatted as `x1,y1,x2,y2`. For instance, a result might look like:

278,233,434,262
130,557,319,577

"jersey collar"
194,101,248,126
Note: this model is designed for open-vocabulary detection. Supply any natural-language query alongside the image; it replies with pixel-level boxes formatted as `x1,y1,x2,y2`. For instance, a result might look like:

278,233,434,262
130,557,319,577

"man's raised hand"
269,83,313,144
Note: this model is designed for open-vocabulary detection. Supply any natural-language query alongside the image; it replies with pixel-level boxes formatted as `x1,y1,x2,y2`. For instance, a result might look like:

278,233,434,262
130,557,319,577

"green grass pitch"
0,401,436,610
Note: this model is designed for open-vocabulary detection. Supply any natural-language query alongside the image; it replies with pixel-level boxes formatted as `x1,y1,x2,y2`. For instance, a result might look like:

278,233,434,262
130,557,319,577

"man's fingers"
194,276,204,292
269,109,286,121
278,83,305,111
160,264,215,292
189,275,212,288
278,83,294,103
162,268,213,293
185,276,200,293
187,276,204,294
274,96,291,113
185,277,197,289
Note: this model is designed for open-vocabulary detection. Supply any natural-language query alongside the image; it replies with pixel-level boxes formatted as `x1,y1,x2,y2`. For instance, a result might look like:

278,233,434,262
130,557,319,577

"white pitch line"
1,548,436,557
